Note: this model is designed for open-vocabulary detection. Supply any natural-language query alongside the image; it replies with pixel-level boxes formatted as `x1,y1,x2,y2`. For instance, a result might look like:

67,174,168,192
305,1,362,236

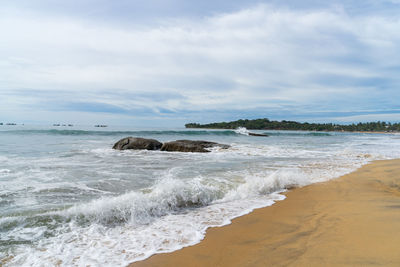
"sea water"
1,125,400,266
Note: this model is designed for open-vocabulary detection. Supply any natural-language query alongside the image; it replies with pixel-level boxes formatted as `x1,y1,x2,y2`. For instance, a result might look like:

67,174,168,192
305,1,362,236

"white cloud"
1,4,400,123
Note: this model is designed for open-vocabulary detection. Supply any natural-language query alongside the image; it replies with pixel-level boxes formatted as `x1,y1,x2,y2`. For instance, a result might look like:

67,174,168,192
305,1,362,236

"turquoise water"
1,125,400,266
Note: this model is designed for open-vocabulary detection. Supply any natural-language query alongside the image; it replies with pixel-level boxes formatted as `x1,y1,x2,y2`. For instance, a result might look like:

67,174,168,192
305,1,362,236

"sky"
1,0,400,126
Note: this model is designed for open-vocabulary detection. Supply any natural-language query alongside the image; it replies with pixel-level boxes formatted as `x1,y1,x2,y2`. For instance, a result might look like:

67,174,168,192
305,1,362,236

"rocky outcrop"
112,137,163,150
112,137,230,153
249,132,268,137
160,140,230,153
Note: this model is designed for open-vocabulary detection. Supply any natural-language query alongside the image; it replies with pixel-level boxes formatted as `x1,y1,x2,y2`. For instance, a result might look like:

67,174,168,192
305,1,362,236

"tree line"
185,118,400,132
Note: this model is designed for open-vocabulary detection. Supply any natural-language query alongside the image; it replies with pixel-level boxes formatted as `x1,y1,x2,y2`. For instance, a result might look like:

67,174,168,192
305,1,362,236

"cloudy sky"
1,0,400,126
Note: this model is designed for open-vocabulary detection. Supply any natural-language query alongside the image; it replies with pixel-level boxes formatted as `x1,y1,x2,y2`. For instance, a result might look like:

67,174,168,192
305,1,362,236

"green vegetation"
185,118,400,132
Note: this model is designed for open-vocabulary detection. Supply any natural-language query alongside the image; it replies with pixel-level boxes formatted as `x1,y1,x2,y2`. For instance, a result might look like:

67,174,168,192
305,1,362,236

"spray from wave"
233,127,250,136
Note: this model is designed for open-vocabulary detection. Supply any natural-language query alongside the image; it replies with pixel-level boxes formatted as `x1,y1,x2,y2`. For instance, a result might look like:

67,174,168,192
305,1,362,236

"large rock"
161,140,230,153
112,137,162,150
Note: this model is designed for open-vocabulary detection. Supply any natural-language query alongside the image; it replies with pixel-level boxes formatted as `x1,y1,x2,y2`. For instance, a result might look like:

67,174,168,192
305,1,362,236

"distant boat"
68,124,73,127
0,123,3,125
53,124,61,126
6,123,16,125
94,125,108,127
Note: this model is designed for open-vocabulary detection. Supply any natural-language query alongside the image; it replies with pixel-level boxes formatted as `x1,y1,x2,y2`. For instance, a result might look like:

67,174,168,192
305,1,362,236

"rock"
112,137,163,150
248,132,269,137
160,140,230,153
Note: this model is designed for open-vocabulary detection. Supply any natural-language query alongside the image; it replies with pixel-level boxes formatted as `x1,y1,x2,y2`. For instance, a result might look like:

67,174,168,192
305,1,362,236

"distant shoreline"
185,118,400,133
187,127,399,134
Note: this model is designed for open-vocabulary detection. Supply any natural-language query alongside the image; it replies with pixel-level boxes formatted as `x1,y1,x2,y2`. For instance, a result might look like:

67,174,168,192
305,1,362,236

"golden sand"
130,159,400,267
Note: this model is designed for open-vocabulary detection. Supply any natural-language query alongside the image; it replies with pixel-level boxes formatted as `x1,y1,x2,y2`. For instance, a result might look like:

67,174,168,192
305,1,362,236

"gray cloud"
1,3,400,125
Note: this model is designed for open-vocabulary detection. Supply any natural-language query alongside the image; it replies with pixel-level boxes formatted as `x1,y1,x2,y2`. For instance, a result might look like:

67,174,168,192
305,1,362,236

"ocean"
1,125,400,266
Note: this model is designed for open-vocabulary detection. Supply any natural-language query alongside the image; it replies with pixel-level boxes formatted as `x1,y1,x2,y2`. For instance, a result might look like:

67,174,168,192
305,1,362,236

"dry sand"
130,159,400,267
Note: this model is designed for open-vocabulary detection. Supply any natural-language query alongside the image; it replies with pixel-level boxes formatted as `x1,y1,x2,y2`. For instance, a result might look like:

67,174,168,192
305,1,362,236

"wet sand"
130,159,400,267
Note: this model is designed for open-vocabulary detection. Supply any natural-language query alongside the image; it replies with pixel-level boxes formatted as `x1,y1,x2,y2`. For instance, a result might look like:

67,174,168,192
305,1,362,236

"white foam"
9,195,285,267
4,157,367,267
234,127,250,136
54,174,222,226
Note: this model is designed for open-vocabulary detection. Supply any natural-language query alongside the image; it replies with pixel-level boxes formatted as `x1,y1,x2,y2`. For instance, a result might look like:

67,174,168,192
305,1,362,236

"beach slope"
131,159,400,267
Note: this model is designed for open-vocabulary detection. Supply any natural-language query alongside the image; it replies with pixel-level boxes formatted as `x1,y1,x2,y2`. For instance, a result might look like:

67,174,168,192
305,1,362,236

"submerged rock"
248,132,269,137
161,140,230,153
112,137,163,150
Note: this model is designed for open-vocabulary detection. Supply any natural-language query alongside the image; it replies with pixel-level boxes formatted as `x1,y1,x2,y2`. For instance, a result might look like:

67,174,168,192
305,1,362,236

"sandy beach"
131,159,400,267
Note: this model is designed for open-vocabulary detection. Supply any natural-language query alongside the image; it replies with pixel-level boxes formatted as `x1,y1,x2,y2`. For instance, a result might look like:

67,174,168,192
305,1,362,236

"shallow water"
1,125,400,266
